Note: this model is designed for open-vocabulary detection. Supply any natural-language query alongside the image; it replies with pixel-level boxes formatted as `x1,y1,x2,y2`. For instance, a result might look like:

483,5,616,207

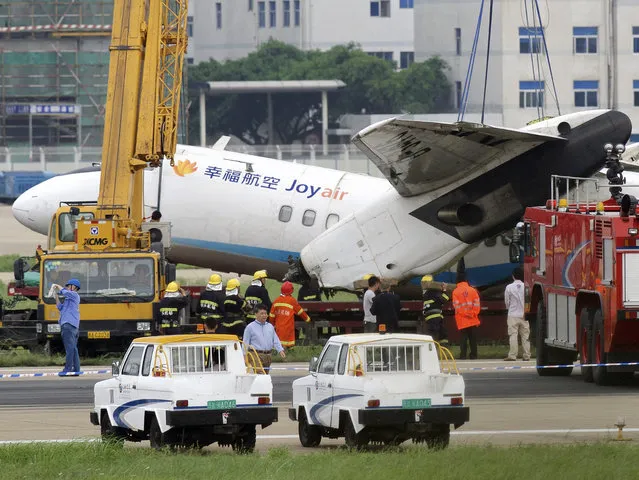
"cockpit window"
58,212,94,242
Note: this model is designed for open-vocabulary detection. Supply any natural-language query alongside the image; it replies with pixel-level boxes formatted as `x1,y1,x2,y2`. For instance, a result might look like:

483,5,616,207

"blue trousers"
61,323,80,373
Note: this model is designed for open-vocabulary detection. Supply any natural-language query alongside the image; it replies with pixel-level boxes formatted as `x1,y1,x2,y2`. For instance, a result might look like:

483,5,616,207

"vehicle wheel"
232,425,256,454
579,308,594,383
536,299,573,377
591,309,611,386
425,425,450,450
100,412,124,446
149,416,172,450
298,411,322,447
344,416,368,449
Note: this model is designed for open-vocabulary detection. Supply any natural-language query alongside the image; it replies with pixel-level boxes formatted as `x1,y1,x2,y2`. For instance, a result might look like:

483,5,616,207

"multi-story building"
188,0,415,69
0,1,112,158
415,0,639,140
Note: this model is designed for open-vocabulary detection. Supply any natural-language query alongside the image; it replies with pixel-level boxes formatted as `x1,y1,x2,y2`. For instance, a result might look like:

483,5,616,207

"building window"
455,27,461,56
400,51,414,69
283,0,290,27
187,16,194,37
370,1,390,17
399,0,414,7
249,0,254,11
302,209,316,227
519,81,544,108
279,205,292,222
294,0,300,26
573,27,598,54
258,1,266,28
519,26,542,54
634,80,639,107
187,57,194,65
368,51,393,63
269,1,276,27
216,3,222,29
574,80,598,107
455,81,462,109
633,27,639,53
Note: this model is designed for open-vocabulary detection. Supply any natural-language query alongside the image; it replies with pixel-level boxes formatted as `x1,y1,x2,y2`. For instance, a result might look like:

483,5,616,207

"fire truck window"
524,223,534,257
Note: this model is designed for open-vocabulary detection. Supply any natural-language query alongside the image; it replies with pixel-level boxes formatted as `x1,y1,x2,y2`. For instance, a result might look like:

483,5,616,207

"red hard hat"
281,281,294,295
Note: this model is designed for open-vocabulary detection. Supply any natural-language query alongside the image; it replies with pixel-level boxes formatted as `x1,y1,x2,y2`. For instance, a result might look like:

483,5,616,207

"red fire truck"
522,175,639,385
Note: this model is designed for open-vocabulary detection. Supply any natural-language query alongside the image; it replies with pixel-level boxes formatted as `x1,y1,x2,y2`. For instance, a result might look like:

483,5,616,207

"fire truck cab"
522,170,639,385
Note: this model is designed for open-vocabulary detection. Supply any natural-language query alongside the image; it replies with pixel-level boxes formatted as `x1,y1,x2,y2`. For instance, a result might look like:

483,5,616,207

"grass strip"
0,442,635,480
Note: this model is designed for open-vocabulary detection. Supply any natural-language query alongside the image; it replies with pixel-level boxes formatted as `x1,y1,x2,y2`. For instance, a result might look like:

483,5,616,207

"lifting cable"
523,0,542,120
480,0,494,124
457,0,486,122
533,0,561,116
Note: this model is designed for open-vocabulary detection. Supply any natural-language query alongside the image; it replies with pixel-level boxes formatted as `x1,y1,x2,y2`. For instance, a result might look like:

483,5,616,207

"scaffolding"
0,1,113,157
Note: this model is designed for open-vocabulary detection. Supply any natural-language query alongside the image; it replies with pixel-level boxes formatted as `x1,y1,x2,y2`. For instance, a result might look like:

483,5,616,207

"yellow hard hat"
166,281,180,293
362,273,374,280
421,275,433,283
226,278,241,290
208,274,222,285
253,270,268,280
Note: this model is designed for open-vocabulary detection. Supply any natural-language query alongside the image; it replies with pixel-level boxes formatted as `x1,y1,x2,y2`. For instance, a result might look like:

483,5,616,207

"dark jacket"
298,285,322,302
197,289,226,321
244,284,272,319
423,289,450,319
157,295,190,329
370,291,401,332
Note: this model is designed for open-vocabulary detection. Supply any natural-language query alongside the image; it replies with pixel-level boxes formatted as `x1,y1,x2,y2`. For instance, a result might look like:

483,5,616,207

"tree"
188,40,451,145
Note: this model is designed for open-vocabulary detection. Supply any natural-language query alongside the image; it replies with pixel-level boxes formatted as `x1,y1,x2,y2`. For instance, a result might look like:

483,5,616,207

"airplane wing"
351,118,567,197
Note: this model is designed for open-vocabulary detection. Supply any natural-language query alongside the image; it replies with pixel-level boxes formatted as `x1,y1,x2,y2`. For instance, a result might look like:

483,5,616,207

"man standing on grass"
504,267,530,361
53,278,81,376
452,272,480,360
244,304,285,373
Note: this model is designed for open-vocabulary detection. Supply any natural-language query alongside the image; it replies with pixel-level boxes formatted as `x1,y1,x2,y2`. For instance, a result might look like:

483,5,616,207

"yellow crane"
33,0,189,352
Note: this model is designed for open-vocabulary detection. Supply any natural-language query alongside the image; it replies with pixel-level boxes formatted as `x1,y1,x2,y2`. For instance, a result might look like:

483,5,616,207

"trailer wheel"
344,416,368,449
591,310,611,386
425,424,450,450
149,416,174,450
232,425,256,454
100,412,124,446
536,299,572,377
298,410,322,447
579,308,594,383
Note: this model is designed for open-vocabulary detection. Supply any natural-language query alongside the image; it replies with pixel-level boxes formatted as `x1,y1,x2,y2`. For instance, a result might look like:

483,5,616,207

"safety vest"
451,282,481,330
199,290,225,320
269,294,310,347
157,296,188,330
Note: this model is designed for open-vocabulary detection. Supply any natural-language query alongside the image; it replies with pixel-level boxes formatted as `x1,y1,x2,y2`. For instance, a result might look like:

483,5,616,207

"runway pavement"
1,361,639,447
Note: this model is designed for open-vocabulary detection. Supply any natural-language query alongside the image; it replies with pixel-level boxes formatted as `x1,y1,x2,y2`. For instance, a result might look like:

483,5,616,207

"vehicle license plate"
208,400,237,410
402,398,431,409
88,330,111,339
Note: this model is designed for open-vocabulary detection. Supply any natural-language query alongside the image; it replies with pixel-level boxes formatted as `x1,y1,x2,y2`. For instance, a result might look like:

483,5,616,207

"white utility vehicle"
290,333,469,448
90,334,278,452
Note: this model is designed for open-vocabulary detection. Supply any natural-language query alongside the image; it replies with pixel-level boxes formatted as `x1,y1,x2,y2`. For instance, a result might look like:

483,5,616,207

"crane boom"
98,0,188,231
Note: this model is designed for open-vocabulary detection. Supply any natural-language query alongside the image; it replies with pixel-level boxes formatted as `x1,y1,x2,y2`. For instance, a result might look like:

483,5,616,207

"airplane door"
358,210,402,257
310,343,340,428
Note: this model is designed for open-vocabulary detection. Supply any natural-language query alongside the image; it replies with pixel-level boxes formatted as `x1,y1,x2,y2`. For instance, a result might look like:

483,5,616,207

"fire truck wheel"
591,310,611,386
579,308,594,383
536,299,573,377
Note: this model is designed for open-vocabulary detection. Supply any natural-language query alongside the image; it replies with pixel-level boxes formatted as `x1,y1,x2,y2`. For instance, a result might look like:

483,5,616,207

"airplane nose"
12,190,35,229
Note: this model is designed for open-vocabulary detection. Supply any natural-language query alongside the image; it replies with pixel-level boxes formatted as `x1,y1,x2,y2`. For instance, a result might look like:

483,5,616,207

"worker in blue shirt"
53,278,81,376
243,304,285,373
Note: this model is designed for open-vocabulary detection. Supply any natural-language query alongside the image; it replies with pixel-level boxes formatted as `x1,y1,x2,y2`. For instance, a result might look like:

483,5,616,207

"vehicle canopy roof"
132,334,239,345
325,333,435,345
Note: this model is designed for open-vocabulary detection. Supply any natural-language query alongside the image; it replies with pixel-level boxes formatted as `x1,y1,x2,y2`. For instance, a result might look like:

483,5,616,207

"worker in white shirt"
504,267,530,361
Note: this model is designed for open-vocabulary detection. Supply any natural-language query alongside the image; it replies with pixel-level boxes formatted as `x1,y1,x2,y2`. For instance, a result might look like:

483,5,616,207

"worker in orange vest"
451,272,481,360
269,281,311,348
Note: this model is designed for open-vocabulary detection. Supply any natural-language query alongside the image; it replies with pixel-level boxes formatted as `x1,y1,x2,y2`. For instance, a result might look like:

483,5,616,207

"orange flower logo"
173,159,198,177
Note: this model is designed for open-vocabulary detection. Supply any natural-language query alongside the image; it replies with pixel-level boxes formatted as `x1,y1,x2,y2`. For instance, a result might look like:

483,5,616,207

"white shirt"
363,289,377,324
504,280,525,318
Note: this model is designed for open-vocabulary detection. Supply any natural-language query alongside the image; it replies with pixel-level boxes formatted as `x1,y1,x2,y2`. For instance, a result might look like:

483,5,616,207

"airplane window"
325,213,340,229
302,209,316,227
279,205,292,223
